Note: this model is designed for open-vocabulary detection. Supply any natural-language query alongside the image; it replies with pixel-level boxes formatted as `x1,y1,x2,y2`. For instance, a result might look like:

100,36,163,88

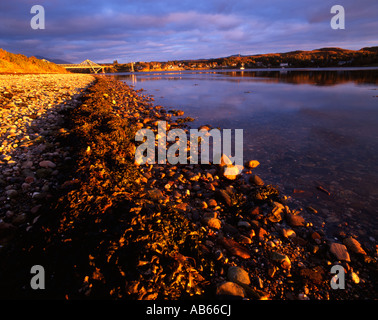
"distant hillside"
35,55,72,64
0,49,68,73
133,46,378,71
215,47,378,68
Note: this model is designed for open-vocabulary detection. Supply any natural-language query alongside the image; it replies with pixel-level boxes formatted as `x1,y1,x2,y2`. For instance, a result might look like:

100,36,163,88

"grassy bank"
0,49,67,74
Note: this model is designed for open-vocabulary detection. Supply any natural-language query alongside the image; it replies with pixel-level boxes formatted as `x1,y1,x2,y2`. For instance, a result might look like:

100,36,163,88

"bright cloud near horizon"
1,0,377,63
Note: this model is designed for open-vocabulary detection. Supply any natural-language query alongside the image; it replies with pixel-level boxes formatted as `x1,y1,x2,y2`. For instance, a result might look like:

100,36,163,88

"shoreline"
0,74,377,299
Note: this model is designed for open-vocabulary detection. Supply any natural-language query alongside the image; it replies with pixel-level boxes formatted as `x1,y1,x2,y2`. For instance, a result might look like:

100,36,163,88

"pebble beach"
0,74,94,227
0,74,377,300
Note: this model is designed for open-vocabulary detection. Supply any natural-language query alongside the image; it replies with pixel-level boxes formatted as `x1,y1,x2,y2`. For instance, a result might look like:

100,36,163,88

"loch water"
113,68,378,243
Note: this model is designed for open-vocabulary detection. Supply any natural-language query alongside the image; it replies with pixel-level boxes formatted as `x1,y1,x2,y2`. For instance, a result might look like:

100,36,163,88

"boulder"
203,217,222,230
286,214,305,227
216,282,245,299
329,243,351,262
343,237,367,256
218,237,251,259
249,175,264,186
218,189,232,207
227,266,251,286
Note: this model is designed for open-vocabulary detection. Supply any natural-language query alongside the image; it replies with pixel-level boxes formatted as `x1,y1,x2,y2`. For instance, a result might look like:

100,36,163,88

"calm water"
112,68,378,243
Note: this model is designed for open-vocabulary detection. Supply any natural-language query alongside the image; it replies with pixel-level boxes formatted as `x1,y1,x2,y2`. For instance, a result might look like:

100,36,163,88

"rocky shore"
0,75,377,300
0,74,94,237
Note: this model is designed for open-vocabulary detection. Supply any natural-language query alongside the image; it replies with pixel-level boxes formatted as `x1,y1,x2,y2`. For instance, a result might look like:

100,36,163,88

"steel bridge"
58,59,105,73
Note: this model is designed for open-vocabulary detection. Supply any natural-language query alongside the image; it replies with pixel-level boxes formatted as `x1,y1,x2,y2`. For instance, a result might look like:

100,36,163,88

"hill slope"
0,49,68,74
134,46,378,71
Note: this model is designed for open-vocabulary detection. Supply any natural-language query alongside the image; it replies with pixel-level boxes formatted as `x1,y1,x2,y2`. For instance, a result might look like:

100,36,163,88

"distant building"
280,62,289,67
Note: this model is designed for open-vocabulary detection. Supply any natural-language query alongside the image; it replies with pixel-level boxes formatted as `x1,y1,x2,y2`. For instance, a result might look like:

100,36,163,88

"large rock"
215,281,245,299
249,175,264,186
286,214,305,227
329,243,351,262
227,266,251,286
343,237,367,255
270,251,291,269
147,188,166,201
218,237,251,259
218,189,232,207
203,217,222,230
39,160,56,168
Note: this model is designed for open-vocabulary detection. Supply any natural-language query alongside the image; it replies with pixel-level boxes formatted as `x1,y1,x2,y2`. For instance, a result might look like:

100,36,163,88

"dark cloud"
0,0,377,63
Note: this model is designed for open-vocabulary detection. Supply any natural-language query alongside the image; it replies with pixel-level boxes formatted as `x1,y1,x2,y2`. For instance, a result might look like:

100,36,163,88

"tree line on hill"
108,47,378,72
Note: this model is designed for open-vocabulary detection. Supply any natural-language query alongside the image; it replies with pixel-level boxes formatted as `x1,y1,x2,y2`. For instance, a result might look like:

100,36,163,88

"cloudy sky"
1,0,377,63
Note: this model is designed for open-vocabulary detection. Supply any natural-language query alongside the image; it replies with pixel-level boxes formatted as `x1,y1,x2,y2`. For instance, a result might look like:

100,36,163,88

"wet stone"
227,266,251,286
286,214,305,227
329,242,351,262
216,281,245,299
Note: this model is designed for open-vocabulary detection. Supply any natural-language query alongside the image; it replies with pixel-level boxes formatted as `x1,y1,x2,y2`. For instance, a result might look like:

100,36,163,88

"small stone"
249,207,262,216
245,160,260,169
5,189,18,198
222,165,243,180
147,188,165,201
247,229,255,239
238,235,252,244
176,202,189,211
237,220,251,229
329,243,351,262
203,211,217,219
311,232,322,241
343,237,367,256
307,206,318,214
31,205,42,214
218,237,251,259
258,227,268,241
267,202,284,223
200,201,208,209
21,160,33,169
286,214,305,227
282,228,296,238
25,176,35,184
249,174,264,186
203,217,222,230
227,266,251,286
216,282,245,299
270,251,291,269
39,160,56,168
21,183,31,191
207,199,217,207
350,271,360,284
218,189,232,207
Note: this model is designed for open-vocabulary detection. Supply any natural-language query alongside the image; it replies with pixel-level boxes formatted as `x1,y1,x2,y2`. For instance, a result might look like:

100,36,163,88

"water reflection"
113,67,378,86
113,68,378,242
